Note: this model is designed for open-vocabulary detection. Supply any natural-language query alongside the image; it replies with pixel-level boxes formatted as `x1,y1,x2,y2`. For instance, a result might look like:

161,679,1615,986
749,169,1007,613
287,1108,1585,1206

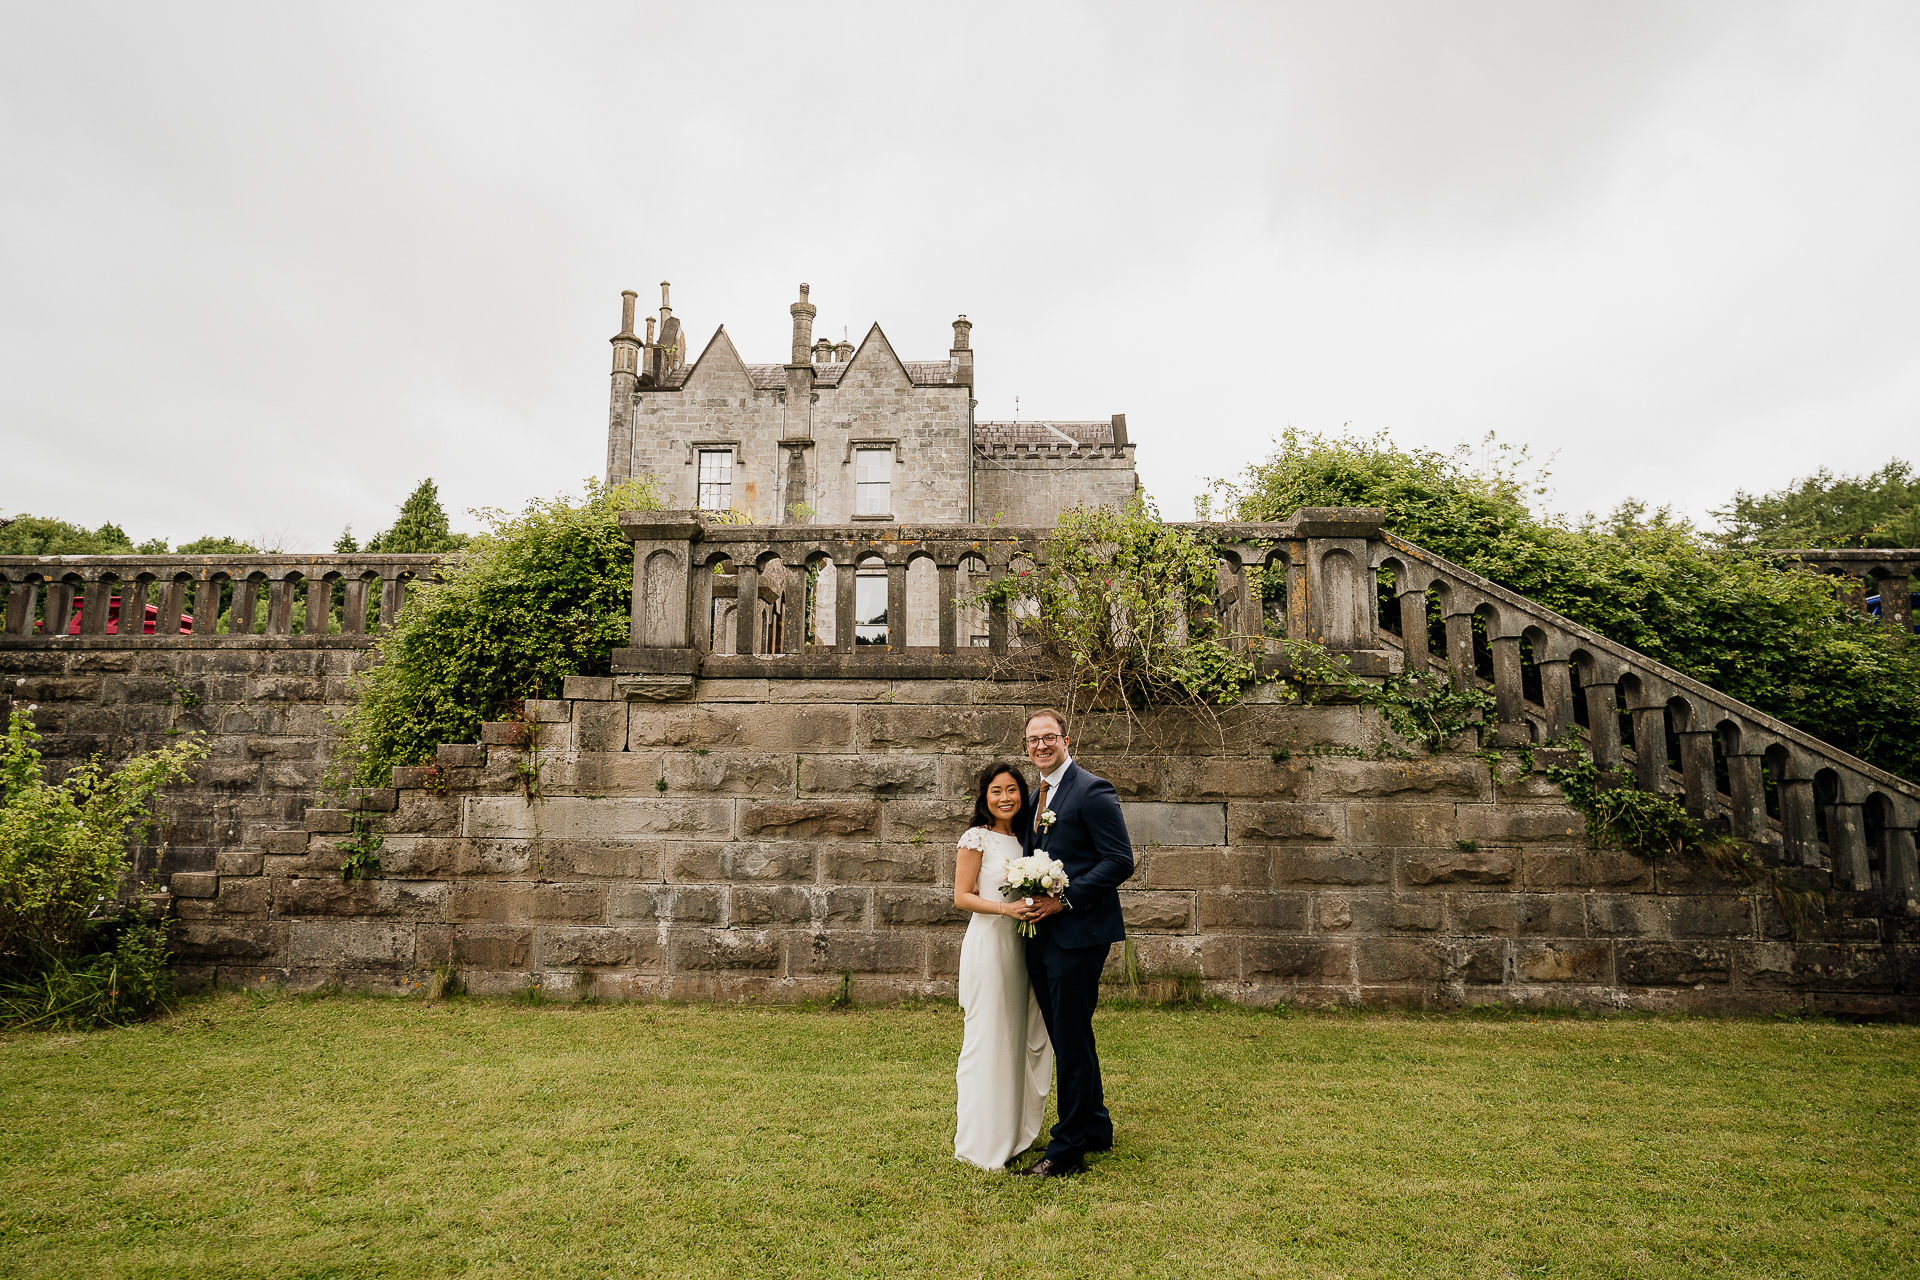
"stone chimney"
789,283,816,365
655,282,683,375
950,314,973,385
834,337,853,362
607,290,643,482
813,338,833,364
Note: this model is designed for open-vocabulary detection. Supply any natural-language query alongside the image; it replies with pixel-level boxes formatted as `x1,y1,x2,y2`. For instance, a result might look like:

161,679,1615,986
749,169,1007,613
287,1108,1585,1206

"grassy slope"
2,996,1914,1279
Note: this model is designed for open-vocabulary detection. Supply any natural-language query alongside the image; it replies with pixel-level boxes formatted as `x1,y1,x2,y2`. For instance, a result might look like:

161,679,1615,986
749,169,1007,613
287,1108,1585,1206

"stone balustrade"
0,554,443,642
1772,549,1920,632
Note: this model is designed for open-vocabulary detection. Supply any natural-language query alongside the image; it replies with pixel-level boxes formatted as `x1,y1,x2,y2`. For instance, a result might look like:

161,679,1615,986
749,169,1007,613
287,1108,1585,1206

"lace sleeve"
956,826,990,853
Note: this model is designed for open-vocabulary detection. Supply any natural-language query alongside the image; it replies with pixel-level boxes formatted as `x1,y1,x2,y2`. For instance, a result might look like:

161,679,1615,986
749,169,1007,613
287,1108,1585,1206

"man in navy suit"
1016,707,1135,1177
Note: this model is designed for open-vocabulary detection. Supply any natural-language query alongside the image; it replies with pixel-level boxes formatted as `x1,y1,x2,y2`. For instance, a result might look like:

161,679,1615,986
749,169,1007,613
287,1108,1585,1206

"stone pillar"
1828,801,1871,890
790,283,816,366
1538,656,1575,742
1723,746,1775,848
1877,573,1912,634
938,562,958,654
191,573,223,636
987,563,1009,655
1395,583,1431,673
79,575,114,636
1625,695,1673,794
1305,539,1375,651
341,577,369,635
780,441,813,523
267,577,295,635
607,290,642,484
1488,633,1529,747
43,580,75,637
612,512,704,696
887,562,908,650
834,559,858,653
950,315,973,385
1886,808,1919,905
230,574,262,635
1581,679,1623,773
302,576,329,636
5,578,37,635
1778,770,1820,866
1442,609,1476,693
1674,728,1717,819
734,561,759,656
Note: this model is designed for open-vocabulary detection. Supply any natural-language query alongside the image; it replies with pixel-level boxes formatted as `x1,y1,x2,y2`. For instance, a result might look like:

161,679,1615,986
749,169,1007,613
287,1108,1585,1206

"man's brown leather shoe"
1017,1156,1084,1178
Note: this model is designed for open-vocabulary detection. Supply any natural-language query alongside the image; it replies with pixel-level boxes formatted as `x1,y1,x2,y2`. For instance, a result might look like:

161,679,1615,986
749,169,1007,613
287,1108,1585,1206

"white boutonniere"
1037,810,1057,830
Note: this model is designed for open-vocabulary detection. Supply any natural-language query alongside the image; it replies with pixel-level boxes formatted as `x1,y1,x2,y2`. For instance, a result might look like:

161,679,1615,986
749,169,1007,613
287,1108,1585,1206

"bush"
1215,429,1920,782
337,476,665,788
0,706,204,1028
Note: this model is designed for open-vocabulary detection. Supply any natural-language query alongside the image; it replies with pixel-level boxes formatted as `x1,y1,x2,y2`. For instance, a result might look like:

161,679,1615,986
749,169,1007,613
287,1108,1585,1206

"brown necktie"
1033,781,1049,832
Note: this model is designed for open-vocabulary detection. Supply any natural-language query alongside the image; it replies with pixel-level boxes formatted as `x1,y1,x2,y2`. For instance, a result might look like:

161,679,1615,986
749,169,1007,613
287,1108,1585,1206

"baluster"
1442,607,1476,692
1778,766,1820,866
1886,810,1918,902
379,573,405,630
1674,727,1717,819
231,575,262,635
886,562,907,650
1581,678,1622,773
5,579,37,635
1538,654,1575,741
303,576,331,635
1236,558,1264,655
266,577,295,635
937,561,957,655
1828,798,1872,890
730,561,756,655
80,576,115,635
1723,740,1774,846
987,563,1008,655
693,561,715,653
341,577,369,635
160,576,190,636
1396,584,1432,673
44,580,76,637
191,572,223,635
1488,633,1528,745
834,559,857,653
1624,691,1672,794
1879,573,1912,634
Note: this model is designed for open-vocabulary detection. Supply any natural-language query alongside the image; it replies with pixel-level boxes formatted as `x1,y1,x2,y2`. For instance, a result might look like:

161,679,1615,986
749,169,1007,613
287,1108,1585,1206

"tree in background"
366,479,469,555
174,536,261,555
1711,459,1920,549
0,516,138,556
1213,429,1920,782
337,477,663,787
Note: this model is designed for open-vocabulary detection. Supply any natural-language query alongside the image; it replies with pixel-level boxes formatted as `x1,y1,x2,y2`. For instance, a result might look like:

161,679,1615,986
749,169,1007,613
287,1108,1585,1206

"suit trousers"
1026,931,1114,1163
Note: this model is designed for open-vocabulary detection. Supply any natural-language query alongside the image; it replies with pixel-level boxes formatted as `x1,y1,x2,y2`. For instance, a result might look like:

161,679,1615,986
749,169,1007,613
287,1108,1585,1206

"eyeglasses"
1023,733,1064,747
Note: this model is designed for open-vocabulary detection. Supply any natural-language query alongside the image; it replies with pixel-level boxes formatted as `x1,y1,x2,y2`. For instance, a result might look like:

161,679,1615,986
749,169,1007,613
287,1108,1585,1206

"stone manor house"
602,283,1139,649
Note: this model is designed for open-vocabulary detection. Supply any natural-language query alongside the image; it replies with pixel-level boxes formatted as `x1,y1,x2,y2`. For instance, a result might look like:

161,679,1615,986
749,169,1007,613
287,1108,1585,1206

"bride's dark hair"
970,759,1031,831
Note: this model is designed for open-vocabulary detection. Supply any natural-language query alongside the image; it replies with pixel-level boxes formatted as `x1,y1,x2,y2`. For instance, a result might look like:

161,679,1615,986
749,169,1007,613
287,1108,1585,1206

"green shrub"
337,476,665,788
1216,429,1920,782
0,707,204,1028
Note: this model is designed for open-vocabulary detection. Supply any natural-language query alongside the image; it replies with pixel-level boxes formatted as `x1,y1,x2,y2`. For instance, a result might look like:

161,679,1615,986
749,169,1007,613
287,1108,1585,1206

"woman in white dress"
953,760,1055,1171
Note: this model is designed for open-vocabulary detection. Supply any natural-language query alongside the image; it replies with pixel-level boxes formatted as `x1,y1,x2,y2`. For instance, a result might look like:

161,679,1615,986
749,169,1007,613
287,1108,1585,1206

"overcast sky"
4,2,1916,550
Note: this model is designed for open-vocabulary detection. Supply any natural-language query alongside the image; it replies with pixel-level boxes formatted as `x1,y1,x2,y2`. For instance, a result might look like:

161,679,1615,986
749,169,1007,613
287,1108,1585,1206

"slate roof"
972,421,1116,446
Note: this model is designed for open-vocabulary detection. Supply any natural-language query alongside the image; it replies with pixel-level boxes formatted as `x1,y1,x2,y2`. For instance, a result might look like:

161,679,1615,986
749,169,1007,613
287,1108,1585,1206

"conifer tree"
367,479,467,555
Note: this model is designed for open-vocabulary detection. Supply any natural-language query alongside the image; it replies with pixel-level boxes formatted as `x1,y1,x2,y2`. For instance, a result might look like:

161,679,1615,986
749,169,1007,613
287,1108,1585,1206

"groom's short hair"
1026,708,1070,739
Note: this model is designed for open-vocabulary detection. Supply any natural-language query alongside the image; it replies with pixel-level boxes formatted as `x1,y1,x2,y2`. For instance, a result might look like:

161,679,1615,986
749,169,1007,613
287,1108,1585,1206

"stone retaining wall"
162,675,1917,1016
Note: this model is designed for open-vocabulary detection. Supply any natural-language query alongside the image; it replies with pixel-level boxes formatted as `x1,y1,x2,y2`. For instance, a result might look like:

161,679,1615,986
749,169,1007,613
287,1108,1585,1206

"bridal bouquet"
1001,855,1071,938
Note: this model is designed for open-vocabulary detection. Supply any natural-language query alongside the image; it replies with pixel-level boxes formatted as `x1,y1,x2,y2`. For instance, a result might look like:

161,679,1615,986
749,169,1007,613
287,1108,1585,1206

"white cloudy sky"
3,1,1916,549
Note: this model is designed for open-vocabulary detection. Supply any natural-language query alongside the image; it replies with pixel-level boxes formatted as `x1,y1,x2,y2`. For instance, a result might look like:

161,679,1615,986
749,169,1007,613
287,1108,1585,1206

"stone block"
731,886,817,927
480,721,531,747
344,788,397,812
170,920,285,963
523,699,574,722
1067,757,1163,799
1119,891,1194,932
280,879,448,921
1515,895,1585,938
606,884,723,924
562,676,615,701
576,702,628,753
1126,801,1227,848
1619,942,1730,986
740,802,877,840
449,926,532,969
1158,756,1302,801
388,793,460,836
856,707,1022,753
1270,849,1390,886
1448,893,1516,936
448,881,606,924
1455,806,1585,844
662,752,795,797
391,766,432,790
798,755,937,797
1585,896,1670,938
540,927,663,969
214,877,271,915
1515,943,1612,983
670,928,781,973
170,872,219,898
880,800,973,842
726,842,817,883
1141,848,1269,890
1316,896,1353,931
629,704,855,752
303,808,354,834
791,930,925,976
1345,803,1456,847
1355,938,1446,983
824,842,938,884
874,887,967,927
1306,758,1488,800
1522,850,1649,891
1403,850,1515,886
1388,898,1443,932
215,851,263,877
287,920,416,969
1244,939,1350,980
1196,891,1309,932
1228,802,1344,844
435,744,485,768
467,797,734,841
1669,897,1757,939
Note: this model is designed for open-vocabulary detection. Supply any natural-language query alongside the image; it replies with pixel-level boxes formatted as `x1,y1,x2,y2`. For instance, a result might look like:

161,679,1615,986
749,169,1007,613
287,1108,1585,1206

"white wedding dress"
954,826,1054,1171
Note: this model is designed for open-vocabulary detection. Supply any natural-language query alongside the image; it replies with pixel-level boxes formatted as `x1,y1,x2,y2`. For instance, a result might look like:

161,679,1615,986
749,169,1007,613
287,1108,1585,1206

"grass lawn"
1,994,1914,1279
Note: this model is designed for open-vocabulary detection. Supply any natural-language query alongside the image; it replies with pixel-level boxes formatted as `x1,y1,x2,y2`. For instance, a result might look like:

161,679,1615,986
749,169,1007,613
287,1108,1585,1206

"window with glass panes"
855,572,888,645
697,451,733,512
855,448,892,516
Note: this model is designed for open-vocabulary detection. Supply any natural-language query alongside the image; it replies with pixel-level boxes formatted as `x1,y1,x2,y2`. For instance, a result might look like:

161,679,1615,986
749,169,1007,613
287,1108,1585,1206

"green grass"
2,995,1915,1279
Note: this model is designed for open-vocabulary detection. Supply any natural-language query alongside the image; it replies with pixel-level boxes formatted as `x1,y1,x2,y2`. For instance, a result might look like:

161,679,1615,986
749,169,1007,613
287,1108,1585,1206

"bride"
952,760,1055,1170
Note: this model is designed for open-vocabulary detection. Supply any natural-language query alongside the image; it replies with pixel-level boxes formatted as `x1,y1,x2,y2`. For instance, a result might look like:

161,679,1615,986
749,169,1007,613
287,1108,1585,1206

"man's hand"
1026,895,1065,920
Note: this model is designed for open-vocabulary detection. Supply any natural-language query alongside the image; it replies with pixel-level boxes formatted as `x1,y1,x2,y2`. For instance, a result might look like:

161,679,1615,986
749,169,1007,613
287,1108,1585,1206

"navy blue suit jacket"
1025,761,1134,949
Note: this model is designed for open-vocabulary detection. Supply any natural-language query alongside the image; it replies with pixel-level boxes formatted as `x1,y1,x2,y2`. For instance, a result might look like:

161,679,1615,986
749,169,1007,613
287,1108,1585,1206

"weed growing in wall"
335,476,665,788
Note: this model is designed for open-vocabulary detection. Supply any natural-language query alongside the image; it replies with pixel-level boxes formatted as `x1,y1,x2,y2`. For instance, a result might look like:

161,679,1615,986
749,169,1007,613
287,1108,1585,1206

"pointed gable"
840,323,912,390
682,326,754,393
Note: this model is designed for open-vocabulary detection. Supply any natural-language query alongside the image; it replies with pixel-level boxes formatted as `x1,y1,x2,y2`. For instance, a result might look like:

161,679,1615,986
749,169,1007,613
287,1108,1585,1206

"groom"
1017,708,1134,1178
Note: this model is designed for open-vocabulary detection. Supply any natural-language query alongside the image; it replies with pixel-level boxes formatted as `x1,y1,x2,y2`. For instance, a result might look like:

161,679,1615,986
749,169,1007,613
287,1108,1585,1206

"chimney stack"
949,314,974,385
813,338,833,364
835,337,853,362
789,283,816,366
